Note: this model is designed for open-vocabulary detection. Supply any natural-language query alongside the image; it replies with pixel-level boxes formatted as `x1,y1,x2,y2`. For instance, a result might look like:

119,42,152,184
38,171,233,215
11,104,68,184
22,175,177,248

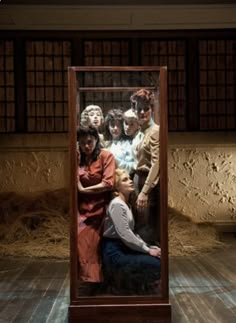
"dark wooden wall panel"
25,40,71,132
199,39,236,130
0,30,235,133
0,41,15,133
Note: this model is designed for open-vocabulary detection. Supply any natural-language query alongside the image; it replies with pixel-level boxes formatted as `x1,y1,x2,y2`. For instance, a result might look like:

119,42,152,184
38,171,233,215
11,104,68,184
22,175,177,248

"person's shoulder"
151,123,160,132
110,196,126,207
149,123,160,138
108,197,127,217
100,149,114,158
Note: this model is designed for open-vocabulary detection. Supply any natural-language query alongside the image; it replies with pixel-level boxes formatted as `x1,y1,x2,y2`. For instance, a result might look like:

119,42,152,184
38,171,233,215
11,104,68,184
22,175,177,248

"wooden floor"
0,234,235,323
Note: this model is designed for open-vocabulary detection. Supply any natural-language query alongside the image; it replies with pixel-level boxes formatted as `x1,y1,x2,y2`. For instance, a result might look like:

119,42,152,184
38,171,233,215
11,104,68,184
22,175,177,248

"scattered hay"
0,191,224,258
168,207,224,256
0,189,69,258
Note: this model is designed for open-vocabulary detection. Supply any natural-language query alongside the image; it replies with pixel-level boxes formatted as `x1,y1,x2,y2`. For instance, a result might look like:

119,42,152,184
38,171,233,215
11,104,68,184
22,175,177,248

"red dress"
77,149,115,282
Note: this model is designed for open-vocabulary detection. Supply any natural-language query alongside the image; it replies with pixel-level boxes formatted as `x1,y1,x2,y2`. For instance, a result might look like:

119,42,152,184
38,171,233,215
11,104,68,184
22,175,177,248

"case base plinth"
69,303,171,323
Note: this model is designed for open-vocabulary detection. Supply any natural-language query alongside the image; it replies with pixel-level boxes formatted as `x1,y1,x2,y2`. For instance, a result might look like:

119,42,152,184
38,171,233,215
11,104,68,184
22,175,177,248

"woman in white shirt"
123,108,144,176
102,168,161,295
104,108,135,174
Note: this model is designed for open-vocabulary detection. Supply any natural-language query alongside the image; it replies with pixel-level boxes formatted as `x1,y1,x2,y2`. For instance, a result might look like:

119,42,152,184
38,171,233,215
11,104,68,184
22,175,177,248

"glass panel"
75,69,163,298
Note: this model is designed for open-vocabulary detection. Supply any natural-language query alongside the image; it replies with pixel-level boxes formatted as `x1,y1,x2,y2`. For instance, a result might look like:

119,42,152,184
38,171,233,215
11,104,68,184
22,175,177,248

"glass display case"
68,66,171,323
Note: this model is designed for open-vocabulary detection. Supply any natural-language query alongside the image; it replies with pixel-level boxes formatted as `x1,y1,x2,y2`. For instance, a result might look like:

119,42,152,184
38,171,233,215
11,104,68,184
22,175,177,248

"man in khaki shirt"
131,89,160,244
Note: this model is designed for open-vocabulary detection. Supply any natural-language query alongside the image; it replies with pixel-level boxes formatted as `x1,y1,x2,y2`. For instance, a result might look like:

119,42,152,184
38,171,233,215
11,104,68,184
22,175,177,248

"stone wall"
1,132,236,227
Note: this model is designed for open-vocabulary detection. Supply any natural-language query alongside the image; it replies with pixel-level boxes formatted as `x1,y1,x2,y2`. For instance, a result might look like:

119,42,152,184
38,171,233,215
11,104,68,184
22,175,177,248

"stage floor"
0,233,235,323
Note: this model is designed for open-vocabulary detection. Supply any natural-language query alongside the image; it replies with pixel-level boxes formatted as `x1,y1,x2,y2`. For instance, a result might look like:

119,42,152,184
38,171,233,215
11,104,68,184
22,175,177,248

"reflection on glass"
76,85,161,297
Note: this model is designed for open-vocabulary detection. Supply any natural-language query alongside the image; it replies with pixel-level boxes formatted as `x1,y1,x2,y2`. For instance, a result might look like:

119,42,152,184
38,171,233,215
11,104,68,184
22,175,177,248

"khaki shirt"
136,119,160,195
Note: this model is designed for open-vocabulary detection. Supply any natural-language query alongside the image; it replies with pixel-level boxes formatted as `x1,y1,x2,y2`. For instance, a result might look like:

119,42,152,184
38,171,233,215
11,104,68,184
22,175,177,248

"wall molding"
0,5,236,30
0,134,69,152
1,132,236,151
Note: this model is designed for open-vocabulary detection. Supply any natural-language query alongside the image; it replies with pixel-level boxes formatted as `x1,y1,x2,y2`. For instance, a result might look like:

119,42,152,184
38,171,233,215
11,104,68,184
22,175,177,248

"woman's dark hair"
104,108,128,141
77,125,101,166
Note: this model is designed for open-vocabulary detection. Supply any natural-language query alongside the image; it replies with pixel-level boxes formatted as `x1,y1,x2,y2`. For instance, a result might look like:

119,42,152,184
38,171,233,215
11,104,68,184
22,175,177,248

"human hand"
149,246,161,258
136,192,148,209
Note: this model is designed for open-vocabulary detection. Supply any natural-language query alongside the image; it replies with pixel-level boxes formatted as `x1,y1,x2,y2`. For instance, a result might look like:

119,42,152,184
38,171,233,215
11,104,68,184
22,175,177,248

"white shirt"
103,197,150,253
107,140,135,174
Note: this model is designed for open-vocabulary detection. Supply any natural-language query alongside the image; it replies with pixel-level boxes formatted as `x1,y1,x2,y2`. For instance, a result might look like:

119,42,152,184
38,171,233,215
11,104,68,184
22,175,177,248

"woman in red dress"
77,125,115,284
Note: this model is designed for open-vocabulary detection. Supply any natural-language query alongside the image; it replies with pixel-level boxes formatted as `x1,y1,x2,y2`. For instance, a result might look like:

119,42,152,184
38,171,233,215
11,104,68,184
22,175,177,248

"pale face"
123,119,139,137
79,134,97,156
108,120,122,140
87,110,102,129
134,103,152,127
117,171,135,195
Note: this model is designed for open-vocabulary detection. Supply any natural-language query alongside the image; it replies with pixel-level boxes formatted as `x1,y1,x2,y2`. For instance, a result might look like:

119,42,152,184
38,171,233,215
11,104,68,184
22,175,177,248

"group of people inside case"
76,88,161,295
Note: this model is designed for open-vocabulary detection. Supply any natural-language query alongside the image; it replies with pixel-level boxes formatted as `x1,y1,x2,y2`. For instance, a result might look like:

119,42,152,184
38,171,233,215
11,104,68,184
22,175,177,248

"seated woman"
102,168,161,295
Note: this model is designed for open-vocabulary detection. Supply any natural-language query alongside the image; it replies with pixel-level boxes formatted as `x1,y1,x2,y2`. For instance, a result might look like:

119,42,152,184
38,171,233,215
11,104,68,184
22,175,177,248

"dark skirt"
101,238,161,295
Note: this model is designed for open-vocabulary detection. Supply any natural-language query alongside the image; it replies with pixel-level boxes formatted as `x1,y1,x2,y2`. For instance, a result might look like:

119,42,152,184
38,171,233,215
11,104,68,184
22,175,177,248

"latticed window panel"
0,41,15,133
140,40,186,131
26,41,71,132
199,40,236,130
82,40,131,115
83,40,130,66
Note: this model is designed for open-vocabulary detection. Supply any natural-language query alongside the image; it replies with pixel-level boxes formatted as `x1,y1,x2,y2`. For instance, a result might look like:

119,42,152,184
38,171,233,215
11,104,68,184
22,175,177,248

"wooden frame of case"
68,66,171,323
